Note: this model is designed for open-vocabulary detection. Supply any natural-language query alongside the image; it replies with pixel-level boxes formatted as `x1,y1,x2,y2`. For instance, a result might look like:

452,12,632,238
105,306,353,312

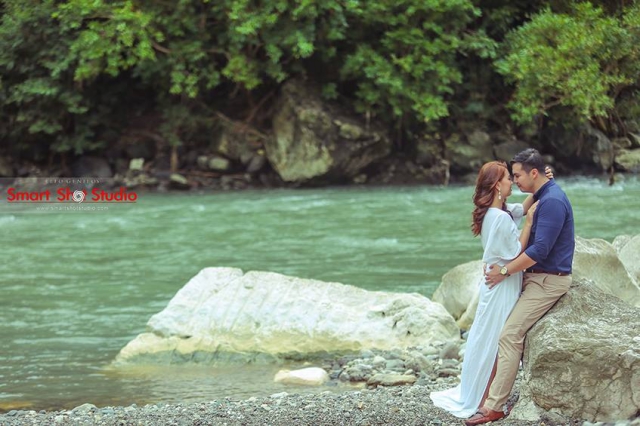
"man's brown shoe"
463,407,506,426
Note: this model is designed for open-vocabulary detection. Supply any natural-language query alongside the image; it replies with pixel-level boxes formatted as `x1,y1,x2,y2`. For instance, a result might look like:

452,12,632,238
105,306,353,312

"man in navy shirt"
465,148,575,426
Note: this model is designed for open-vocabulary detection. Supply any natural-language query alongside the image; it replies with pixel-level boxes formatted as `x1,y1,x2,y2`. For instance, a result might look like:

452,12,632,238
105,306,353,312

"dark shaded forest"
1,0,639,186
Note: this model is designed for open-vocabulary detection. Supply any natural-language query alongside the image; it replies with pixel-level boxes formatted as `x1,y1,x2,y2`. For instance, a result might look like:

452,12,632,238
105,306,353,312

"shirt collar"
533,179,554,201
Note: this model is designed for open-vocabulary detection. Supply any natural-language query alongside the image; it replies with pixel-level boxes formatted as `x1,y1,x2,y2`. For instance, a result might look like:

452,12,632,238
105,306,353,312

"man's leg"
484,273,571,412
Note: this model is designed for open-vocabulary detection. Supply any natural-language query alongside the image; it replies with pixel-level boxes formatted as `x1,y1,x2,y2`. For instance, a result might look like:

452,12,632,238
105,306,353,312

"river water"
1,177,638,411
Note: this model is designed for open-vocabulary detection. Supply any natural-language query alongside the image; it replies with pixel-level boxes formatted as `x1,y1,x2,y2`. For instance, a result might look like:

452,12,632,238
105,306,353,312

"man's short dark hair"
511,148,545,173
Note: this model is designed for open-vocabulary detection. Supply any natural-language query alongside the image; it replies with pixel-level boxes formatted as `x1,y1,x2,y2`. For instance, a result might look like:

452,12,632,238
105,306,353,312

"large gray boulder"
511,279,640,422
115,268,460,364
431,260,483,330
267,80,391,183
619,234,640,283
444,131,494,173
573,236,640,307
214,122,267,174
584,125,614,171
612,234,633,253
615,148,640,172
543,123,614,171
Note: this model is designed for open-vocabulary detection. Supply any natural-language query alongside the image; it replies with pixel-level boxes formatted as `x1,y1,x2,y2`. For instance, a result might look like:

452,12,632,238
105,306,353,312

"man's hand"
545,166,554,180
485,264,507,289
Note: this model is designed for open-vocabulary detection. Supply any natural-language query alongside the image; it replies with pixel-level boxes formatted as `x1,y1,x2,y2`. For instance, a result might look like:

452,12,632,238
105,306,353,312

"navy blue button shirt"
524,180,575,273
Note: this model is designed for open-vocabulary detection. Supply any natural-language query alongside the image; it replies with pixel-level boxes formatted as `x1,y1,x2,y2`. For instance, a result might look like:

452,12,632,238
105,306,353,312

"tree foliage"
0,0,158,154
339,0,494,123
1,0,639,158
496,2,640,123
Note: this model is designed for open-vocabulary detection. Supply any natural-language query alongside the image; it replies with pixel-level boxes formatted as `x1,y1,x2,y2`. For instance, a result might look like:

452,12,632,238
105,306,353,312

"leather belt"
525,268,570,276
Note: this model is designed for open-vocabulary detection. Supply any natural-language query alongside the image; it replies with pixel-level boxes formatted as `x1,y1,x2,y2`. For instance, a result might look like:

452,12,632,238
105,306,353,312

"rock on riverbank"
115,268,459,364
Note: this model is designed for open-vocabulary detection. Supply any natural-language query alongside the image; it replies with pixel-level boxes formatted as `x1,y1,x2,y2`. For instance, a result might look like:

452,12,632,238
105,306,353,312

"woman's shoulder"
486,207,510,217
483,208,515,229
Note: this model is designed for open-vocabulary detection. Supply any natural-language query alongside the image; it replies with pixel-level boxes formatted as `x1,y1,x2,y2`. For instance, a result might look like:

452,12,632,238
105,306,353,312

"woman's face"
497,171,513,199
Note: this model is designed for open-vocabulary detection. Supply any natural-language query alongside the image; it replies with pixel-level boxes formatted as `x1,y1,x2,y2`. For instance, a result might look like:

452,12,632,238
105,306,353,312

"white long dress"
430,204,524,418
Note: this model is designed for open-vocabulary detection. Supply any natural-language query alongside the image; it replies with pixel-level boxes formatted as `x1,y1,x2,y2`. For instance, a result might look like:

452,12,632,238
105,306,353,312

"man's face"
512,163,535,193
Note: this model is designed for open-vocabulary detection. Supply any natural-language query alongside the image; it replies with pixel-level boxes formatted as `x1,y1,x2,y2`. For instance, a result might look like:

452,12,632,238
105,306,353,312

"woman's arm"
518,201,538,252
521,194,535,215
519,220,533,253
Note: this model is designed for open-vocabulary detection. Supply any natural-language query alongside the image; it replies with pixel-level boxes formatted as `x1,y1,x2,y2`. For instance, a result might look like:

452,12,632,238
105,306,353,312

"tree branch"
152,42,171,54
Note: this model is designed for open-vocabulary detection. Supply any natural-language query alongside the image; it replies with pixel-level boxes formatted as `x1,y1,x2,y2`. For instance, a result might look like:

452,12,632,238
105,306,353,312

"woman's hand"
526,201,539,225
545,166,554,179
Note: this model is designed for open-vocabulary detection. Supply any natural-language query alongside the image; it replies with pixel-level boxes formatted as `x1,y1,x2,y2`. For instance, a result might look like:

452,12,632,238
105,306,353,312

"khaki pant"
485,272,572,412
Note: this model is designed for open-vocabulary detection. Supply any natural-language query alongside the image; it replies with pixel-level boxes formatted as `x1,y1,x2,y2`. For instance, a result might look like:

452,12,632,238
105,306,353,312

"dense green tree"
496,2,640,125
1,0,639,161
0,0,497,155
0,0,158,157
338,0,494,125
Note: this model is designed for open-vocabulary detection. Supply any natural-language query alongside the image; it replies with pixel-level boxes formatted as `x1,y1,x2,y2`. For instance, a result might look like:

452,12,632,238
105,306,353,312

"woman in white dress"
430,160,550,418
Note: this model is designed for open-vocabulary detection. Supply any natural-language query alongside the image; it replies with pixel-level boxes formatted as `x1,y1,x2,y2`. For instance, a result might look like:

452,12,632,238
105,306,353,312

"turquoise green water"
1,177,638,410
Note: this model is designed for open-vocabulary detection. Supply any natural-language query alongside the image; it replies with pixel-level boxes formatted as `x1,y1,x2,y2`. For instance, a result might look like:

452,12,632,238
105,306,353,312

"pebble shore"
0,385,564,426
2,382,639,426
2,345,638,426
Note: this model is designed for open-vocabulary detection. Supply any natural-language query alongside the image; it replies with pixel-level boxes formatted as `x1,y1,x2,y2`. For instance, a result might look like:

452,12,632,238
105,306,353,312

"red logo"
5,187,138,203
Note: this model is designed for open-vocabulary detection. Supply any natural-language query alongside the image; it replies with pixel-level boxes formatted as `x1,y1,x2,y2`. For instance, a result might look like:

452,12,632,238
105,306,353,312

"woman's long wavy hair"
472,161,509,236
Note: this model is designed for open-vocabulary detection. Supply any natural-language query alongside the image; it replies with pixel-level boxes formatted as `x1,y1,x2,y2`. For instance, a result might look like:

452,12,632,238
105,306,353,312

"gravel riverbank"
2,382,638,426
2,345,639,426
0,384,561,426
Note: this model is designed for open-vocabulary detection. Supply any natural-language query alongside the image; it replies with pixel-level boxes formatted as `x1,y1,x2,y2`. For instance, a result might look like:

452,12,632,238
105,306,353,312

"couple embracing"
430,148,575,425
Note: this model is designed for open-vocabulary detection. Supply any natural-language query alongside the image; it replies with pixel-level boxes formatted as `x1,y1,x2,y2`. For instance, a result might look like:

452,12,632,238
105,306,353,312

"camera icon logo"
72,190,86,203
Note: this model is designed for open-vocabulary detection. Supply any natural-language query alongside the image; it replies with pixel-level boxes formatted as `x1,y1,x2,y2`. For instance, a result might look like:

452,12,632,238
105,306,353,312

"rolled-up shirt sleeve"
524,199,566,263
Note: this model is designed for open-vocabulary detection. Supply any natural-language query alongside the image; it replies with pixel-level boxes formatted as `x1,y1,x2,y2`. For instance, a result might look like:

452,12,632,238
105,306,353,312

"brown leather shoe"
464,407,506,426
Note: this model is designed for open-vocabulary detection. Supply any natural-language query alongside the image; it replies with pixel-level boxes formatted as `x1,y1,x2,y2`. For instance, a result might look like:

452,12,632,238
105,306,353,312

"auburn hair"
471,161,509,236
